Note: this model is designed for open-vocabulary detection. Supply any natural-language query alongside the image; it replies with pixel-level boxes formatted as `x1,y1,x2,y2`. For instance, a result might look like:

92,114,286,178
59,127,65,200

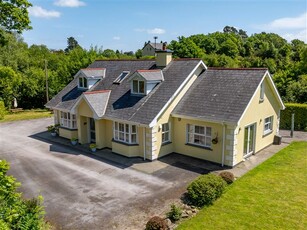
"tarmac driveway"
0,118,207,230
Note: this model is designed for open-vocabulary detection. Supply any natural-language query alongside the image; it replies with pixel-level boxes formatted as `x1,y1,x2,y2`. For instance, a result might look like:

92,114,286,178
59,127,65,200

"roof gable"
129,69,164,82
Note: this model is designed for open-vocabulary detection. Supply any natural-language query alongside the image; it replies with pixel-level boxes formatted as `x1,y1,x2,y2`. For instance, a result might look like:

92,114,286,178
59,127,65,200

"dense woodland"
0,26,306,110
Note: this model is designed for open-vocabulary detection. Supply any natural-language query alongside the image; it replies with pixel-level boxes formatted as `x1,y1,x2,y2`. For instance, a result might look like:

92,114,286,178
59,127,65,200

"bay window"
60,111,77,129
114,122,137,144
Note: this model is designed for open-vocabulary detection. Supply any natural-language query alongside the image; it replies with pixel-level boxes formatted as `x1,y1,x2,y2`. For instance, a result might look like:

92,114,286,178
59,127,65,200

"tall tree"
0,0,32,46
65,37,81,53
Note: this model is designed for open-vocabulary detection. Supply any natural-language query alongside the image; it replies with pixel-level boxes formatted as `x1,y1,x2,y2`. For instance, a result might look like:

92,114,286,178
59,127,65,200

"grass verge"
0,109,53,123
177,141,307,230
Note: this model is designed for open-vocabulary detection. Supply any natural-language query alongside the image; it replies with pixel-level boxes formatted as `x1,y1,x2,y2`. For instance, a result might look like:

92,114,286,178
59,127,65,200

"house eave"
171,114,236,126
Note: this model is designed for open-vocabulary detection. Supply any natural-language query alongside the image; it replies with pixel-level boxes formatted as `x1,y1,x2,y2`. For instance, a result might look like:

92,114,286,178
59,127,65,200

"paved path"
227,129,307,177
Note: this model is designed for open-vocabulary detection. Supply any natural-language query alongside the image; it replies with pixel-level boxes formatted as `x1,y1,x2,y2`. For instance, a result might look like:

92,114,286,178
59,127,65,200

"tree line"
0,28,306,110
167,27,307,104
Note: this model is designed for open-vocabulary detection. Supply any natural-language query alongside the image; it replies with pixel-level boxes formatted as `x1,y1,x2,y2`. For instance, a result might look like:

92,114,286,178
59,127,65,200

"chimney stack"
156,43,172,67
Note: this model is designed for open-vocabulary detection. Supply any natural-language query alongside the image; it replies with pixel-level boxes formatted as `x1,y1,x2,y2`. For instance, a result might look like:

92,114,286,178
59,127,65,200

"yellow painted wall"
236,75,281,164
156,52,172,67
153,65,204,159
95,119,106,149
78,116,89,144
59,128,78,140
173,118,223,164
78,99,93,117
105,120,113,148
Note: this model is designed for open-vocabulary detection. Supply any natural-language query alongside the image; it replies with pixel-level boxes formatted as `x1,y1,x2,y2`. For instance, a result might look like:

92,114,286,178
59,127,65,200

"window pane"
119,132,124,141
131,134,137,143
206,137,211,146
125,124,129,133
119,123,124,131
132,125,136,133
199,126,205,134
126,133,129,142
83,78,88,88
133,80,138,93
206,127,211,136
79,78,83,87
139,81,145,93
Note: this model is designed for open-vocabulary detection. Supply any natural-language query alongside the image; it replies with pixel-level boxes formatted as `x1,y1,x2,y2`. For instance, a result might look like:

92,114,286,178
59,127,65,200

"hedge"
280,103,307,131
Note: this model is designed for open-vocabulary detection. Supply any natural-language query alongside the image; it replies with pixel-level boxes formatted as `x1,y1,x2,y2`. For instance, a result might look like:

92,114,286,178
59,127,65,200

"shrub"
0,160,49,229
166,204,182,222
0,100,6,120
280,103,307,131
187,174,226,207
145,216,169,230
219,171,235,184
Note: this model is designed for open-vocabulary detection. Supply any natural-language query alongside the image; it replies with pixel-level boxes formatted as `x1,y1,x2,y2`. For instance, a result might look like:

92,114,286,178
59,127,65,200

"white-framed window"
264,116,273,135
162,123,170,143
114,122,137,144
132,79,145,94
79,77,88,88
187,124,212,148
260,82,264,101
60,112,77,129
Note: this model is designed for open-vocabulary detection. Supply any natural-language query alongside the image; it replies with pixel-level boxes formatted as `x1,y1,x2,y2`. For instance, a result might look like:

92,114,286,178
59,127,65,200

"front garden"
176,141,307,229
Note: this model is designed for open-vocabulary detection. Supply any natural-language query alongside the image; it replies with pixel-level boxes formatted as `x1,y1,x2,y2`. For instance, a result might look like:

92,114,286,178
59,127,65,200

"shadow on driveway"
29,130,225,175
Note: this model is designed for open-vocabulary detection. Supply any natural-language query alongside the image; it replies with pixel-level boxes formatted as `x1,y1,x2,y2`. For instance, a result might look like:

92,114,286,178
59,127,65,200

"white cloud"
113,36,120,40
264,12,307,30
54,0,86,7
282,29,307,42
255,12,307,42
135,28,166,34
147,28,166,34
29,6,60,18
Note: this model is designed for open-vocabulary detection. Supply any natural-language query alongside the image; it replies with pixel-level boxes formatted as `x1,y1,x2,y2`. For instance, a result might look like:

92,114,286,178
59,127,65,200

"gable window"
60,112,77,129
162,123,170,143
187,124,212,148
260,82,264,101
79,77,88,88
132,80,145,94
264,116,273,135
114,122,137,144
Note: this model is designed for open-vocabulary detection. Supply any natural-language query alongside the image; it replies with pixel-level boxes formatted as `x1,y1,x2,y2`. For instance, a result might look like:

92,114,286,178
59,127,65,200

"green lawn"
0,109,53,122
177,141,307,230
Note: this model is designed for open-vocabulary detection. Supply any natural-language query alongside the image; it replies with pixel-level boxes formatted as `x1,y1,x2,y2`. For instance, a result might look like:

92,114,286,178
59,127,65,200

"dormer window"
129,69,164,95
132,80,145,94
79,77,88,88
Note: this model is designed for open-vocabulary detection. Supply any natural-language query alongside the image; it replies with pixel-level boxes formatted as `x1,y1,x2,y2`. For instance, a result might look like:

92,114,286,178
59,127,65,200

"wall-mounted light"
260,118,262,123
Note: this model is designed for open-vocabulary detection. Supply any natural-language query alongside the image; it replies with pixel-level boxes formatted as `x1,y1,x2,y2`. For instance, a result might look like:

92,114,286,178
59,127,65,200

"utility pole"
45,60,49,103
154,36,158,51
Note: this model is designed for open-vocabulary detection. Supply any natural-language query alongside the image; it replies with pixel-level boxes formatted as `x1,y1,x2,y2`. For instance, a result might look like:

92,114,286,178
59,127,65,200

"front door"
89,118,96,142
244,123,256,157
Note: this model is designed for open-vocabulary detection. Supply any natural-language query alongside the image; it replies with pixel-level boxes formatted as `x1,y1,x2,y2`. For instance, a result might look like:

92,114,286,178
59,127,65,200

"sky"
23,0,307,52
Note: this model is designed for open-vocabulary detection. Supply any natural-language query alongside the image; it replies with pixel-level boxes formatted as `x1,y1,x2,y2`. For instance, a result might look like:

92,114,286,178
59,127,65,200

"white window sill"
263,130,273,136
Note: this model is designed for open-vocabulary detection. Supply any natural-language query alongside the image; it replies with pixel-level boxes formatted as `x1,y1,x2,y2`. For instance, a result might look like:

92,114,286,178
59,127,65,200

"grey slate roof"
149,43,163,50
172,68,268,124
83,90,110,117
45,60,156,111
134,69,164,81
91,59,202,124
